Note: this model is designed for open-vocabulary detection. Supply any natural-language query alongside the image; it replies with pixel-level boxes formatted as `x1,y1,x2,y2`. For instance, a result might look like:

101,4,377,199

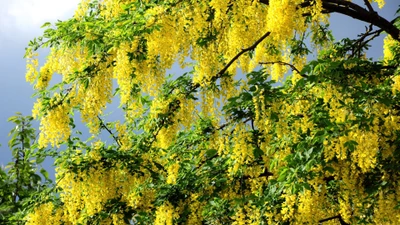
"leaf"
41,22,51,28
40,168,50,181
269,158,278,171
303,182,311,190
304,147,314,160
278,168,288,182
377,97,391,106
253,147,264,159
344,140,358,151
206,149,218,158
241,92,252,101
36,155,46,164
324,166,335,174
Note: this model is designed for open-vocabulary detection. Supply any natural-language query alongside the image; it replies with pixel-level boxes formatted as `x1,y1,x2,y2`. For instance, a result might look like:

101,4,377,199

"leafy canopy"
1,113,53,224
18,0,400,224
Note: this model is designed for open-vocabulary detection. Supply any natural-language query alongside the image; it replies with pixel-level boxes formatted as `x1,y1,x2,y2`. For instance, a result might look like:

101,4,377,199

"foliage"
14,0,400,224
0,113,53,224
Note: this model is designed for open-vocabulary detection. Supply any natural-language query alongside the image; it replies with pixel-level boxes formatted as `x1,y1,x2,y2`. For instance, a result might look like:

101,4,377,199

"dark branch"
147,98,181,147
259,61,308,78
242,169,274,180
212,31,271,82
350,24,383,57
189,31,272,91
319,214,350,225
97,116,121,147
322,0,399,41
363,0,374,12
258,0,400,41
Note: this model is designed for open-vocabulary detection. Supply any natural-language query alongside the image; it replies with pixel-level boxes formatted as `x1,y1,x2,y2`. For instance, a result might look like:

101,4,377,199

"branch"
258,0,400,41
242,169,274,180
319,214,350,225
12,121,27,203
259,61,308,78
350,24,383,57
147,32,272,147
323,0,399,41
211,31,271,82
187,31,272,94
147,98,181,147
196,117,252,170
363,0,374,12
97,116,121,147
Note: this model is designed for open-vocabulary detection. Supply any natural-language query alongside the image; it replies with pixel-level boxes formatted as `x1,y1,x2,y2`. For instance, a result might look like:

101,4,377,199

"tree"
0,113,53,224
20,0,400,224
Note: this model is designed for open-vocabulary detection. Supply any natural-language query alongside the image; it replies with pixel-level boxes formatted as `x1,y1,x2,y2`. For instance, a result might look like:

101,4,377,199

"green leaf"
40,168,49,181
36,155,46,164
278,168,288,182
344,140,358,151
253,147,264,159
206,149,218,158
41,22,51,28
324,167,335,174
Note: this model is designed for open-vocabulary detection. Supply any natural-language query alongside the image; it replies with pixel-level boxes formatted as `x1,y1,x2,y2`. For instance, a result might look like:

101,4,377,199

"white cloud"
0,0,81,35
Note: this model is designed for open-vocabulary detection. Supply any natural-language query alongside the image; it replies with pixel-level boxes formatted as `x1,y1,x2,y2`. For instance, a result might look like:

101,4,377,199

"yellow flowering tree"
21,0,400,224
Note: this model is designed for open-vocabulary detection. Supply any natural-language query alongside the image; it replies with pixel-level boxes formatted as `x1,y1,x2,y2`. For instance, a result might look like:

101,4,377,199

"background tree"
20,0,400,224
0,113,53,224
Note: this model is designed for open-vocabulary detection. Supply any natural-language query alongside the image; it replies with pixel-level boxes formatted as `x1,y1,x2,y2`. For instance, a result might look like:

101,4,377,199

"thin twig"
97,116,121,147
13,122,24,203
319,214,350,225
215,32,271,79
242,170,274,180
189,31,272,93
351,26,383,57
349,24,382,57
259,61,308,78
363,0,374,12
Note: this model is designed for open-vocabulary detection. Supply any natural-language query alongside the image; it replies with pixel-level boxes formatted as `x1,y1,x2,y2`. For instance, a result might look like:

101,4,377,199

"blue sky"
0,0,398,172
